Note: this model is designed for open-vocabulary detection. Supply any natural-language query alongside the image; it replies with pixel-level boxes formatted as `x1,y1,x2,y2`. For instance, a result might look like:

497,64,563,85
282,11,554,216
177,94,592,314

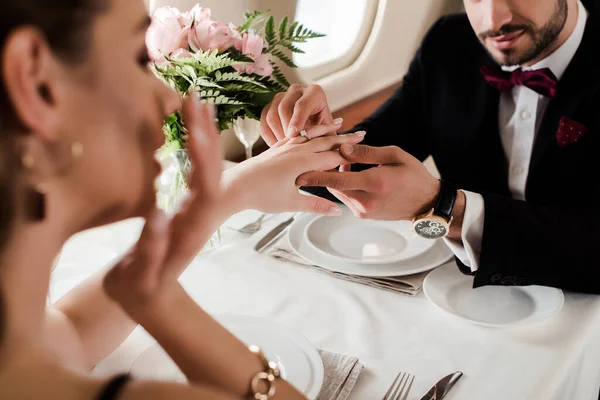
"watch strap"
434,181,457,221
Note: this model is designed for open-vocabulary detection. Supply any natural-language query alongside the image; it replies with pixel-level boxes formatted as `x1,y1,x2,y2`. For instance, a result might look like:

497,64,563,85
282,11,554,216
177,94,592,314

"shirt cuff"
443,190,485,272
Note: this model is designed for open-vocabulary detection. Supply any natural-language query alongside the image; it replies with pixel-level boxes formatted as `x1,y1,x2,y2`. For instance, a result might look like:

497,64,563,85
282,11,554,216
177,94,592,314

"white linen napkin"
315,349,364,400
266,234,429,296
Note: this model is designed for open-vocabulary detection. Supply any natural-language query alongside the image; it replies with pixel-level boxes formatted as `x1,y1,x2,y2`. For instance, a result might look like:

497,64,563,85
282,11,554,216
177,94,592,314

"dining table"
49,165,600,400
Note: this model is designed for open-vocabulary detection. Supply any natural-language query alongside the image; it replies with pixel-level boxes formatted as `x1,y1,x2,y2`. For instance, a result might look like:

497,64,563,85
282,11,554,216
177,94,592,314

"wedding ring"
299,130,310,139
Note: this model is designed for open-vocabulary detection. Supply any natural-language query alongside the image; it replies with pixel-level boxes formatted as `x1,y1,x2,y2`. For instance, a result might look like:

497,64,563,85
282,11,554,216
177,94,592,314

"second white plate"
423,263,565,327
289,213,453,277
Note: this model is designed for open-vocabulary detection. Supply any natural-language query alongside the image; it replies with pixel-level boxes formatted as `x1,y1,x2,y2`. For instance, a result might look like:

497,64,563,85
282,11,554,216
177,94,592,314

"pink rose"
170,48,193,59
240,32,265,57
251,54,274,76
189,5,212,23
176,9,193,27
230,23,243,51
233,33,272,76
153,6,182,20
146,6,191,61
188,20,239,53
233,56,273,77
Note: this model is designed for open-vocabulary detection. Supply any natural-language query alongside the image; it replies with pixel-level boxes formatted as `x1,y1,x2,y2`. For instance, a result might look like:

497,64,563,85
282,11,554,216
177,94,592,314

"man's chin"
485,47,522,67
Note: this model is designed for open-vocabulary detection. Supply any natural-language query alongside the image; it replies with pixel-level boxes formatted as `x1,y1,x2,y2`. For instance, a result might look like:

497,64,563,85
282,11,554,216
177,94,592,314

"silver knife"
254,215,295,252
419,371,463,400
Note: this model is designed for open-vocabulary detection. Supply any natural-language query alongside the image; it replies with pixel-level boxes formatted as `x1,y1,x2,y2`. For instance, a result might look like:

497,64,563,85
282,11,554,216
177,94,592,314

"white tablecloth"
50,209,600,400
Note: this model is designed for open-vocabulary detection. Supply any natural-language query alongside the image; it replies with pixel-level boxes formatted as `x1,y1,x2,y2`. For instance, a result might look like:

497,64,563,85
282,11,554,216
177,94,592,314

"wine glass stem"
245,146,253,160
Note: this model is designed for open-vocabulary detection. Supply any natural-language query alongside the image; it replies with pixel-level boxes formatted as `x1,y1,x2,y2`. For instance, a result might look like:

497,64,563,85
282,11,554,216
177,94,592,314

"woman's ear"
2,27,63,140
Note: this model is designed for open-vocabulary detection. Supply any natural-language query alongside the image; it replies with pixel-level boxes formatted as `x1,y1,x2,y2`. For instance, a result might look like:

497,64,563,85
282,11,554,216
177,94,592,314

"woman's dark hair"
0,0,108,346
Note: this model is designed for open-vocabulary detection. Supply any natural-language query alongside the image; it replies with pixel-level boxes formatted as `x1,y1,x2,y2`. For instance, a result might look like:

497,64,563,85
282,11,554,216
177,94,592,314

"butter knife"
254,215,295,252
419,371,463,400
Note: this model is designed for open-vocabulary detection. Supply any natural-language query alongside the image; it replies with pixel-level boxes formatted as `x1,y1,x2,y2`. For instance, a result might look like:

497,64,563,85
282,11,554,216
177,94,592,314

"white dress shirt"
443,0,588,271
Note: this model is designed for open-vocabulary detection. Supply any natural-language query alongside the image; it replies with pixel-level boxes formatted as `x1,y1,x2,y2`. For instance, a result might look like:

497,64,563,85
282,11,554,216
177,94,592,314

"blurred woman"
0,0,363,398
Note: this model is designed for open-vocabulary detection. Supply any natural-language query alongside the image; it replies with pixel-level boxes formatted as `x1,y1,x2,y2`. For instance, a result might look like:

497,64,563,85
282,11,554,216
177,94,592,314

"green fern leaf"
292,27,326,41
272,50,297,68
243,107,259,120
270,63,290,88
288,21,299,38
182,65,197,79
214,95,246,105
280,42,305,54
199,90,247,106
279,16,289,40
239,10,270,33
221,83,270,93
200,89,219,98
265,16,276,44
192,50,239,74
193,78,223,90
215,72,267,88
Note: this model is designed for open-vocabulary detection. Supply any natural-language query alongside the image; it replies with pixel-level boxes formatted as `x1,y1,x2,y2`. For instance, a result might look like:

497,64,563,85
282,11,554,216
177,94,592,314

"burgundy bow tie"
480,65,558,98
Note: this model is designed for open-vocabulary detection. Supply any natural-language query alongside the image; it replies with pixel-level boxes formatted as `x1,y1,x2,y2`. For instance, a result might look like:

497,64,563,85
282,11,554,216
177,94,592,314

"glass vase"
156,149,221,250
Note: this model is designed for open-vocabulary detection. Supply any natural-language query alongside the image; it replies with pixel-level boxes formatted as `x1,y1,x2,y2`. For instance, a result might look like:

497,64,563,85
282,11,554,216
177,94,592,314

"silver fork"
382,372,414,400
233,214,267,235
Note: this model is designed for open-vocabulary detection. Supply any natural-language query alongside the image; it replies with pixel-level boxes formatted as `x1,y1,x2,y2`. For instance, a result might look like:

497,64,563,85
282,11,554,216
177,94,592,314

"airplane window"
293,0,373,68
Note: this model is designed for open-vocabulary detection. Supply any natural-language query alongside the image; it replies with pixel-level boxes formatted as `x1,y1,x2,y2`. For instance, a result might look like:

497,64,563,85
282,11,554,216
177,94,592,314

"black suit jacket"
319,7,600,294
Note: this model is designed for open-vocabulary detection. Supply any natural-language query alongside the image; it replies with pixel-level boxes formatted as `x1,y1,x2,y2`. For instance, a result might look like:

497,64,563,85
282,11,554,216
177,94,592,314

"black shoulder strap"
96,374,132,400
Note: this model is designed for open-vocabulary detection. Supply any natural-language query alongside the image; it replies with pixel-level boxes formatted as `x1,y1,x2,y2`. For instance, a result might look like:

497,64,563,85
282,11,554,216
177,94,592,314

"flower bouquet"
148,5,324,246
147,5,324,149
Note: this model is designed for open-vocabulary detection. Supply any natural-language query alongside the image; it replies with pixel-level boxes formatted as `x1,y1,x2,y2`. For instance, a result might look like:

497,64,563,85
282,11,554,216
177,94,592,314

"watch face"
414,219,448,239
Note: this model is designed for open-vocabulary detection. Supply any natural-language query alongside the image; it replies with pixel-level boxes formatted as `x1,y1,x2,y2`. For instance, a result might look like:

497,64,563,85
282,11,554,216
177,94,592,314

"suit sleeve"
452,190,600,294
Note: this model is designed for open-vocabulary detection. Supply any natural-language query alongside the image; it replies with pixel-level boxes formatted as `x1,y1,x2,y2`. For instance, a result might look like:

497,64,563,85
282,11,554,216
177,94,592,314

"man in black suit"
259,0,600,294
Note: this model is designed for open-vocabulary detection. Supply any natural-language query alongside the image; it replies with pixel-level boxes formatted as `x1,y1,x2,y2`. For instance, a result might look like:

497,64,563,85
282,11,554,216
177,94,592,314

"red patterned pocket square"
556,117,589,147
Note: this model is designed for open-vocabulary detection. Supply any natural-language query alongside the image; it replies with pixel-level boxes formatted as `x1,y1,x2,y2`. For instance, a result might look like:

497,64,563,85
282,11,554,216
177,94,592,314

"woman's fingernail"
332,118,344,125
341,144,354,154
287,126,297,137
328,206,342,216
354,130,367,137
297,178,308,186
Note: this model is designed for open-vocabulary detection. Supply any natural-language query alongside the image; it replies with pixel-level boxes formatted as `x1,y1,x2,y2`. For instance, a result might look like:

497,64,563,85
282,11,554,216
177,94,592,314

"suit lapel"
529,11,600,175
469,51,510,195
478,78,510,194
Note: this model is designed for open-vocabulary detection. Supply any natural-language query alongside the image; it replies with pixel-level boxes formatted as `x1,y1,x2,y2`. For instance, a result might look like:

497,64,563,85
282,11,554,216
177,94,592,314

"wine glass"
233,117,262,160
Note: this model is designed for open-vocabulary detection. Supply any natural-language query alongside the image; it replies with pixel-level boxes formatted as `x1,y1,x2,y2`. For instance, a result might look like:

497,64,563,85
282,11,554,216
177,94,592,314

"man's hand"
260,84,336,146
296,144,466,240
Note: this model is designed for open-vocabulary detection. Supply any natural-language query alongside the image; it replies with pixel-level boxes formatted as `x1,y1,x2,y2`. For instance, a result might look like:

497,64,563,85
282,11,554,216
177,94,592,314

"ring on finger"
299,129,310,140
287,136,309,145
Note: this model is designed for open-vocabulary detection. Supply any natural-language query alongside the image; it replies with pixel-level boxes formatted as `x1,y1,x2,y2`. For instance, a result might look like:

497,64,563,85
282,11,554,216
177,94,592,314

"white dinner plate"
304,208,436,264
423,262,565,327
289,213,453,277
130,315,324,399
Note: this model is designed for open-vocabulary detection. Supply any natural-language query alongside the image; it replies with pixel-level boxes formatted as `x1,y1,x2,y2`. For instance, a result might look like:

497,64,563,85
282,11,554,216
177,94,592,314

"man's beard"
479,0,568,66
